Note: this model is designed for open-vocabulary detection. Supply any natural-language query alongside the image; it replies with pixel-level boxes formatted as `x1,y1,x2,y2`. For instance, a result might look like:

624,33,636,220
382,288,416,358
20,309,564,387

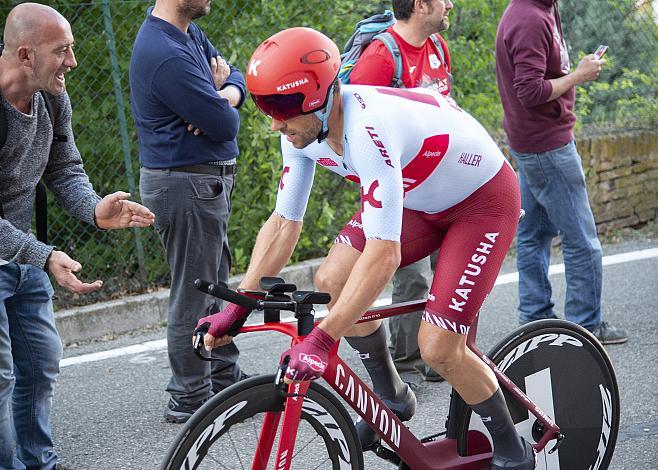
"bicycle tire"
161,374,364,470
462,319,620,470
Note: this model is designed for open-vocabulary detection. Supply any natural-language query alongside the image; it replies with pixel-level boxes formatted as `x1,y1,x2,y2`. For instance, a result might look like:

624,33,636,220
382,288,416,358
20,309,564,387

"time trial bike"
161,276,619,470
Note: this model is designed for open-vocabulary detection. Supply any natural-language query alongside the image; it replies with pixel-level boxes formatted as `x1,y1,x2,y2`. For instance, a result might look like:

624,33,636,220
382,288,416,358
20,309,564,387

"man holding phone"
495,0,627,344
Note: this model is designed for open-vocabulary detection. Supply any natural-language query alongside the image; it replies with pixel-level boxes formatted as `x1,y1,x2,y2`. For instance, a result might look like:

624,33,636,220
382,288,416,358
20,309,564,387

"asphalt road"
53,238,658,469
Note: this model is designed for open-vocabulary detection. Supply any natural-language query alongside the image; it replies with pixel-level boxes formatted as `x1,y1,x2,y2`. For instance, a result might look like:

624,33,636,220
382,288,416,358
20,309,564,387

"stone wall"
580,130,657,233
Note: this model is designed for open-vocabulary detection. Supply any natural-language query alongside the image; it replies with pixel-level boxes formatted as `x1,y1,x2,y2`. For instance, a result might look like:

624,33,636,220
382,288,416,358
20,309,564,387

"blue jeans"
510,141,602,330
0,263,62,470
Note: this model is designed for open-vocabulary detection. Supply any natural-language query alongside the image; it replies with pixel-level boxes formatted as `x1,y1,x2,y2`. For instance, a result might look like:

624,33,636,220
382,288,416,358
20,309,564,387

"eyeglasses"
251,92,306,121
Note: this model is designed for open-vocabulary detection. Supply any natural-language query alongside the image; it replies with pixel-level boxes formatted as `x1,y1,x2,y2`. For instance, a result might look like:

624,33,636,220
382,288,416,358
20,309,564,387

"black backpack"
0,43,68,244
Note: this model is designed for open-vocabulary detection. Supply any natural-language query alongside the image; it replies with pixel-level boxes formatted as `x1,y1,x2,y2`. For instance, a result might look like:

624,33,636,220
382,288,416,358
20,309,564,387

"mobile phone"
594,45,609,60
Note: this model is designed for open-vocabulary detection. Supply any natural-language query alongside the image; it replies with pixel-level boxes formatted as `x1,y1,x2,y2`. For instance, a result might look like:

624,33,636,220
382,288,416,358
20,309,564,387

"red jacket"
350,27,452,96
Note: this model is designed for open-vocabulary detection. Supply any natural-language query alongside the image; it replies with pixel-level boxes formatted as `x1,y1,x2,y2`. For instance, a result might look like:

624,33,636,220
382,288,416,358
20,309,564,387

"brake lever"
193,323,214,361
275,355,289,396
548,432,565,454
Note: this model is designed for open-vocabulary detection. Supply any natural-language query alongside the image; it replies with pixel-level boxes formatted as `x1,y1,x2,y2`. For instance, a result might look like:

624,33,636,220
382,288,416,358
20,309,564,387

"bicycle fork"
251,361,311,470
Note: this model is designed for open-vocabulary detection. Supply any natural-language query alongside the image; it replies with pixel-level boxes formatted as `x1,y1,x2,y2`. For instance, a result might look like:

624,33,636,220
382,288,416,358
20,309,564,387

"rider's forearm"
319,239,400,339
239,213,302,291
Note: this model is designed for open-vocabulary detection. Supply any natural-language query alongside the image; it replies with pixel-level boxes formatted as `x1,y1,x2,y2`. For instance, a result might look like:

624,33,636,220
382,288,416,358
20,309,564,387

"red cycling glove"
281,327,336,381
196,303,251,338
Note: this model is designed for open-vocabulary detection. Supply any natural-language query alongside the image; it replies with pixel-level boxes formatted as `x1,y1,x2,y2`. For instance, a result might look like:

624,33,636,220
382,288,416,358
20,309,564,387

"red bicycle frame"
237,299,562,470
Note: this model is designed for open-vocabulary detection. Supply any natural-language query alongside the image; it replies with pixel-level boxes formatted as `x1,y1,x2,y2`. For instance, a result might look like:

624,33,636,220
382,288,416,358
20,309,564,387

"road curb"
55,257,324,344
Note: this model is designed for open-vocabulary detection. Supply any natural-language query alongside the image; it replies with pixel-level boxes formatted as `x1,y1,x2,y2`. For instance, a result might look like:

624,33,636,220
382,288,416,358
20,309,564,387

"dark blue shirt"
129,9,246,168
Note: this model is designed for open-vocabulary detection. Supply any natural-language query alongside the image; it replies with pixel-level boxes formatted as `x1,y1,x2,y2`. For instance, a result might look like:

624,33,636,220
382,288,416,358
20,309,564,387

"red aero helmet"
247,27,340,121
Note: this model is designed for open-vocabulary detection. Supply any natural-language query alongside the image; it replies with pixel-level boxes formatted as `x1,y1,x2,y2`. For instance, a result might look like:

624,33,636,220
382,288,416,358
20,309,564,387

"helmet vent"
301,49,331,65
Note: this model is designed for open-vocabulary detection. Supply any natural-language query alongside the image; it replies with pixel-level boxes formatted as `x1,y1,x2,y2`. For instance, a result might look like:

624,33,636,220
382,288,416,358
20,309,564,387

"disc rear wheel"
467,320,620,470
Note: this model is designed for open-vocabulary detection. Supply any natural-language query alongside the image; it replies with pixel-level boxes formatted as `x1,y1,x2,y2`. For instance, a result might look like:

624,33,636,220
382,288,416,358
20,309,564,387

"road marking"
61,339,166,368
494,247,658,286
61,247,658,368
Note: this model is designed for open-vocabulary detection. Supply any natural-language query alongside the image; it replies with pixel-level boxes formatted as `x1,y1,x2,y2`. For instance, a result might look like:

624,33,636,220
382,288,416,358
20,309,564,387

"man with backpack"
348,0,453,389
0,4,154,468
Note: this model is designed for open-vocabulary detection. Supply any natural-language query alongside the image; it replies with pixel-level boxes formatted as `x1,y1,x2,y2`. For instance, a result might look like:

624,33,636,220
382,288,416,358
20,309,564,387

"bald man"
0,4,154,469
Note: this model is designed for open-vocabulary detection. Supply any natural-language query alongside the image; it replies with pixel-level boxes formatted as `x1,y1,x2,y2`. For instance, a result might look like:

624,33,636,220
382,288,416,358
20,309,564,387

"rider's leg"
418,163,533,467
315,243,404,397
315,242,415,448
419,327,530,466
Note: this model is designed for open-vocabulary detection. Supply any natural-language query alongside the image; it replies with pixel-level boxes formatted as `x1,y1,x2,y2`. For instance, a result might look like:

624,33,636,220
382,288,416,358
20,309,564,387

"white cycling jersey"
275,84,507,241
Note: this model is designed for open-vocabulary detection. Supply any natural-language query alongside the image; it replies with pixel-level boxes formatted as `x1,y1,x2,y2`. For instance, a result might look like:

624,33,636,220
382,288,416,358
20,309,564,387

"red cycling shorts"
335,163,520,335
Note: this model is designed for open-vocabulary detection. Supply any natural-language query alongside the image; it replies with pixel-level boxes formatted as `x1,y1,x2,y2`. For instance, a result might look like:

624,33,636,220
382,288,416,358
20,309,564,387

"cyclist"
197,27,534,469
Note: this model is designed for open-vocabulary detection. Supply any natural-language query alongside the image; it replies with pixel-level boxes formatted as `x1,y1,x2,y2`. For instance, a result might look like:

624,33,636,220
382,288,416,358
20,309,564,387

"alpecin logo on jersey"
401,134,450,193
449,232,499,313
279,166,290,190
365,126,394,168
347,219,363,229
276,77,309,92
317,158,338,167
361,180,383,211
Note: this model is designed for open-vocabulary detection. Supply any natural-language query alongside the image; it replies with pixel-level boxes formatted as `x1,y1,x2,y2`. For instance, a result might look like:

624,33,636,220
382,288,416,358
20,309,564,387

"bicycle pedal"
372,443,401,465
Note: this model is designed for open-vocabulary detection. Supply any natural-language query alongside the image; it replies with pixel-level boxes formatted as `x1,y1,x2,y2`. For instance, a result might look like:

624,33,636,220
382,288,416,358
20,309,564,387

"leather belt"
147,164,236,176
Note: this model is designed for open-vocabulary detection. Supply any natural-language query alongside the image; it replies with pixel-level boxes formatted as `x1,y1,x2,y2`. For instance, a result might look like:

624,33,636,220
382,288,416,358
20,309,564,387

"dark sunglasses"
251,92,307,121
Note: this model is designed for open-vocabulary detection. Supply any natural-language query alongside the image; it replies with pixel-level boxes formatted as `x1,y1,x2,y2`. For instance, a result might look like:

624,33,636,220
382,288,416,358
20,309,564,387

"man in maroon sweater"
495,0,627,344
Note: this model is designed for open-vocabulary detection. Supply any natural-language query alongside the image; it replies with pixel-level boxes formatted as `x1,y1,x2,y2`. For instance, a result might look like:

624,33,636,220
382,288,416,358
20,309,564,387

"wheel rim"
167,379,359,470
491,324,619,470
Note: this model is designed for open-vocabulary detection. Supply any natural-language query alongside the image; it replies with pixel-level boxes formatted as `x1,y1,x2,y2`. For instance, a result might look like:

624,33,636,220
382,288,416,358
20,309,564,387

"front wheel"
161,374,364,470
465,319,620,470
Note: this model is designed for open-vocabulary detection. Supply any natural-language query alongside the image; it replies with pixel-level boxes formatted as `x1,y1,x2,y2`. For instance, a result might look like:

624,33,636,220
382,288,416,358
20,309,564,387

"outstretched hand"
94,191,155,229
47,250,103,294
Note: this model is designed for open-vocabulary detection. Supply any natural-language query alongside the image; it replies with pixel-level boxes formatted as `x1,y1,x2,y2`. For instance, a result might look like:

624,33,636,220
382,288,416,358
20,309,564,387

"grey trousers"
140,168,243,405
389,251,438,380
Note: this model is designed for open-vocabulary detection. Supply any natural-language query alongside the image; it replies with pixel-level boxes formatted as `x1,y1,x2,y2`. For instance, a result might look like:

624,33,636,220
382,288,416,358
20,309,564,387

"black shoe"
518,314,558,326
423,368,445,383
590,321,628,345
238,371,251,381
491,437,536,469
164,397,207,424
212,371,252,394
354,384,416,451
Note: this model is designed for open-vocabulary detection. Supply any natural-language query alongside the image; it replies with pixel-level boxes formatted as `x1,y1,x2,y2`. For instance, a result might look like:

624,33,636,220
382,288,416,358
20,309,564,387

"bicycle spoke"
292,431,320,457
227,430,247,469
310,457,332,469
164,377,362,469
200,448,232,469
